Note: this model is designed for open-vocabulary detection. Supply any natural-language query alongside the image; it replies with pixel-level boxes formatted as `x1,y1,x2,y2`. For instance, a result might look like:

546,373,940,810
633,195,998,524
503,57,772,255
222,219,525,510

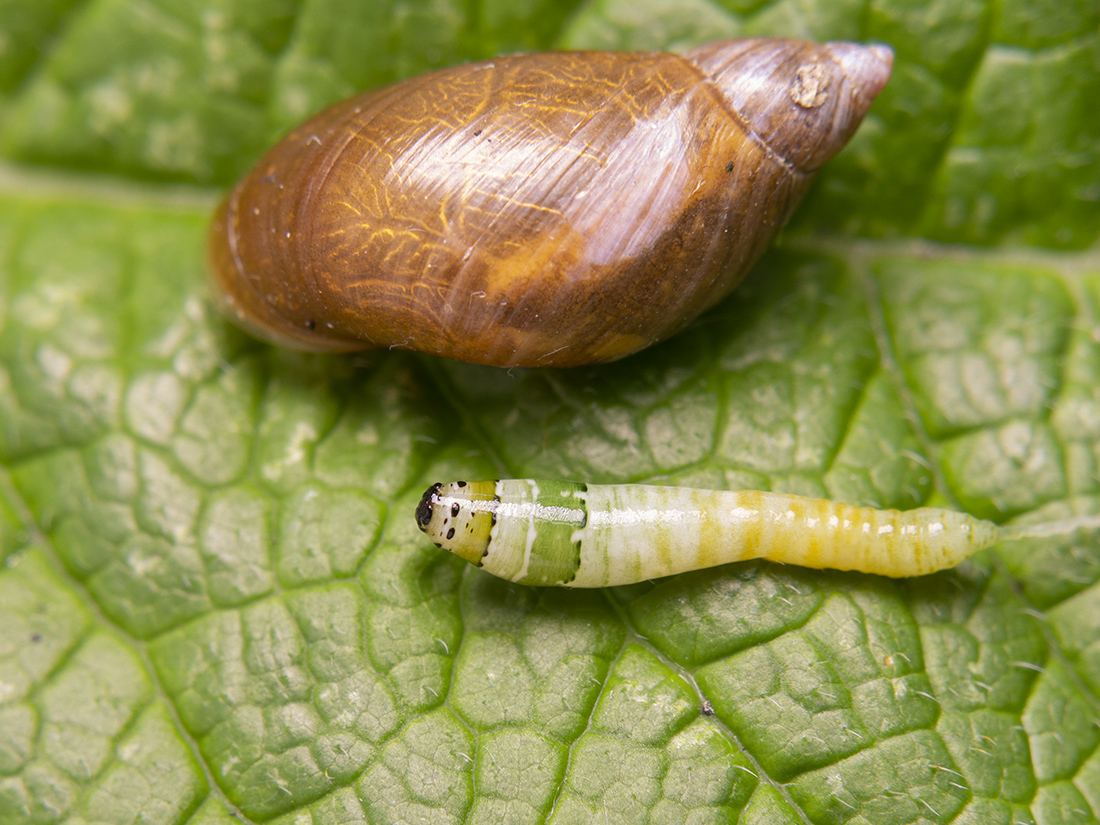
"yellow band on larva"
415,480,1013,587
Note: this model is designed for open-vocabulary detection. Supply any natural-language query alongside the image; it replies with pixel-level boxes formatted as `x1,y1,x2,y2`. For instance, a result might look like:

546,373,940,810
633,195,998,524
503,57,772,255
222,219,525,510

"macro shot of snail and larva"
1,0,1099,823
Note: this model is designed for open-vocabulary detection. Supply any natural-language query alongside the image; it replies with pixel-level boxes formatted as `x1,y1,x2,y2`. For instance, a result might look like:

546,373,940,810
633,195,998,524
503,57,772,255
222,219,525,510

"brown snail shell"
209,39,892,368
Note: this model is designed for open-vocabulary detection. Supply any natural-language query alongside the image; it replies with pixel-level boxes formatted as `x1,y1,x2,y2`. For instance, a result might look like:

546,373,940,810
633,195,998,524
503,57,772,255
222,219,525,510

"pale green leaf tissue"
0,0,1098,823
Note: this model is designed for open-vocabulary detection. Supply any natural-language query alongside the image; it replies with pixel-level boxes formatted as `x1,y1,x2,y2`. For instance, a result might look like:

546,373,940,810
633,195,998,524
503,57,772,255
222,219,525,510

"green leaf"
1,1,1099,824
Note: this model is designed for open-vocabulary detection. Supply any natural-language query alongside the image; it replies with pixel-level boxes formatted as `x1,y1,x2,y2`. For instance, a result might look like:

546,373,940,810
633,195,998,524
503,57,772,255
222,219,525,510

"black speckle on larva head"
416,483,441,531
414,479,496,566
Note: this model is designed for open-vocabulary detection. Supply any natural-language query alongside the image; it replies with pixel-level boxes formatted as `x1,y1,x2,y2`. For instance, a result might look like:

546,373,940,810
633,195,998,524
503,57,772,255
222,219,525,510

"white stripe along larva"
415,480,1100,586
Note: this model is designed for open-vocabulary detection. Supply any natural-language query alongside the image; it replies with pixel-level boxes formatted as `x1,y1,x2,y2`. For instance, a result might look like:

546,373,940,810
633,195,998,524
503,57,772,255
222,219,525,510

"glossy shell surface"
209,39,892,367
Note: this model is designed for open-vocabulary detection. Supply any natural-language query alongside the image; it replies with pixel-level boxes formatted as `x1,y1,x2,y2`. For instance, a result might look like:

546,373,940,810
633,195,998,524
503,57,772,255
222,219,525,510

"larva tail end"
416,481,497,566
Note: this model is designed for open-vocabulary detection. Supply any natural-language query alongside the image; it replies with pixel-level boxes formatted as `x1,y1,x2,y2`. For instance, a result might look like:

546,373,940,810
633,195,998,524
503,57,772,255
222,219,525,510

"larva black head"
415,481,498,566
416,483,442,532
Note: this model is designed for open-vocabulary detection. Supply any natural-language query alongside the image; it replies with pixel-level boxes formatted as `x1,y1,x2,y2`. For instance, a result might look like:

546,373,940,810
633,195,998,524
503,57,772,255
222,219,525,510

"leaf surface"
1,1,1099,824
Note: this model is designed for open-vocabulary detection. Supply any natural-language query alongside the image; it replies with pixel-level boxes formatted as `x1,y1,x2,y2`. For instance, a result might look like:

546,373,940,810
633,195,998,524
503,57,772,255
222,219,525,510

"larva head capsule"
416,481,497,566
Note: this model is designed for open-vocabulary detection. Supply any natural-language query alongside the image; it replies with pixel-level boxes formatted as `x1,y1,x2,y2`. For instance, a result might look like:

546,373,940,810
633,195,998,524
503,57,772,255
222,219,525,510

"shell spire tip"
828,41,894,100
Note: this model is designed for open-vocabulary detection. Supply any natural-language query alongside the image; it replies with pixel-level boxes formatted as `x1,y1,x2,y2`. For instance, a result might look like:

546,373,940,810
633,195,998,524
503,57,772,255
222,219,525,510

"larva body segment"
209,39,892,368
416,480,1001,586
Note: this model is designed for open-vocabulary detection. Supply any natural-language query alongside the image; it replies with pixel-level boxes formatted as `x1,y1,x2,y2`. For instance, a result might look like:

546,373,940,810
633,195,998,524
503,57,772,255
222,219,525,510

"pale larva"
415,479,1100,587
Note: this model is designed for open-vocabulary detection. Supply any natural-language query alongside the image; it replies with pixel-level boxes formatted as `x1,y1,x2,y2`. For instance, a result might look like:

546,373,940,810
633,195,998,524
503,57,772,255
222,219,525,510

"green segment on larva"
415,479,1007,586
